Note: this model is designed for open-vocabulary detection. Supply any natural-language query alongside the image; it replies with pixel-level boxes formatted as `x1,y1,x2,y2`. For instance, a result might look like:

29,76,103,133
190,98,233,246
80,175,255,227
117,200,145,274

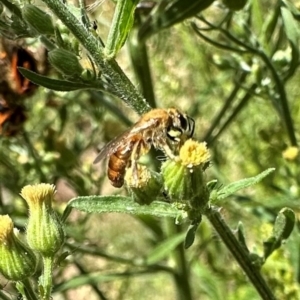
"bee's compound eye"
179,114,188,131
187,116,195,137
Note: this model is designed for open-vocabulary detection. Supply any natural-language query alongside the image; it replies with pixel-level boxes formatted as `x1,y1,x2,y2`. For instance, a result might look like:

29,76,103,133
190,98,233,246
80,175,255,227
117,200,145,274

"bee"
94,108,195,188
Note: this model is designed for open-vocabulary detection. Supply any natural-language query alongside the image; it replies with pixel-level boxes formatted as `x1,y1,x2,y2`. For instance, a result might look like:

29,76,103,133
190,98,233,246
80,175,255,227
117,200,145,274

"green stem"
128,17,156,108
209,83,257,146
205,206,276,300
167,221,193,300
17,278,38,300
40,256,54,300
39,0,150,115
0,290,11,300
203,71,248,144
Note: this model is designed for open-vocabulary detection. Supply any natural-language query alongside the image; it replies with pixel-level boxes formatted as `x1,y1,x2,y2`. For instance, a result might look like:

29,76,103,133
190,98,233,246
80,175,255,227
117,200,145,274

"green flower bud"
125,165,163,205
162,140,210,210
222,0,248,11
20,184,65,257
48,49,83,77
0,215,36,280
23,4,55,35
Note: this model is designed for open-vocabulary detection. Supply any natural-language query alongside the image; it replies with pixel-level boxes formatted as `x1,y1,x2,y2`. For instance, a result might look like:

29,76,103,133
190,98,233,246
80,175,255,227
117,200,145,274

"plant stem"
40,0,150,115
205,206,276,300
128,16,156,108
167,220,193,300
17,279,38,300
40,256,54,300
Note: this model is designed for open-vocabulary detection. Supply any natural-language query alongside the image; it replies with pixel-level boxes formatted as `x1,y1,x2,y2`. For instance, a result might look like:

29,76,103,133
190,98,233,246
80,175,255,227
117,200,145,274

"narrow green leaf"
139,0,214,40
67,195,181,218
105,0,139,58
0,0,23,19
18,68,94,91
263,208,295,260
146,232,185,265
273,207,295,241
281,6,299,76
54,272,139,292
251,0,264,38
217,168,275,200
236,221,249,253
282,0,300,20
184,221,200,249
263,236,277,260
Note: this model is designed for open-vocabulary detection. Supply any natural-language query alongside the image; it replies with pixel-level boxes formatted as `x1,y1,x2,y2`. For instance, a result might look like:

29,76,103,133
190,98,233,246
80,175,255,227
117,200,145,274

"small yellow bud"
0,215,36,280
21,184,65,257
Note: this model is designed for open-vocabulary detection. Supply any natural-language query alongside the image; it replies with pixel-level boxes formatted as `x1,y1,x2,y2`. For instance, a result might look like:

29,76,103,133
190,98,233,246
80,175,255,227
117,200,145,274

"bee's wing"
93,128,133,164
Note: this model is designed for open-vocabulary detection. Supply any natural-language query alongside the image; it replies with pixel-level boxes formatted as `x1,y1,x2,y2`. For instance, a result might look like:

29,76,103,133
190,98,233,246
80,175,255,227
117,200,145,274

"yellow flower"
21,184,64,257
162,139,210,210
0,215,36,280
282,146,299,161
179,140,210,169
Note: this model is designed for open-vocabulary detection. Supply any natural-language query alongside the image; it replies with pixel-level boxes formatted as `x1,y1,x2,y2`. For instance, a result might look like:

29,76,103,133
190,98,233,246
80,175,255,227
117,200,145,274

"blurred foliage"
0,0,300,299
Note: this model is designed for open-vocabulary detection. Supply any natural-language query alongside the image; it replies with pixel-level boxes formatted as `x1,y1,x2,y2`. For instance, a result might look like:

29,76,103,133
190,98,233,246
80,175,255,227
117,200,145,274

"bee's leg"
130,142,141,184
159,140,180,161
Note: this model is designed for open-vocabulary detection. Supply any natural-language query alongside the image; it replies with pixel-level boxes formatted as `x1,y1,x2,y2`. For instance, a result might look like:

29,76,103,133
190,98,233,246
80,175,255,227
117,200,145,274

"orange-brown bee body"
94,108,194,188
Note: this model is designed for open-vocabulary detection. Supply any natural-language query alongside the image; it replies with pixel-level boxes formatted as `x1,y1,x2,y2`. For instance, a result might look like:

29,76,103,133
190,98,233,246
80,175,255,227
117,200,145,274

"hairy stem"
40,0,150,114
205,206,276,300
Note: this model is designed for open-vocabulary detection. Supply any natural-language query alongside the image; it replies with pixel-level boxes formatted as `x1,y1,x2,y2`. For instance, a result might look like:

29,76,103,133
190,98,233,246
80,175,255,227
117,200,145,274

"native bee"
94,108,195,188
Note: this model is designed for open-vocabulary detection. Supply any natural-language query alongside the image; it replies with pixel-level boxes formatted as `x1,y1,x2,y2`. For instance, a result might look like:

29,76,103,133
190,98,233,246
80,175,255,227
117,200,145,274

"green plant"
0,0,299,299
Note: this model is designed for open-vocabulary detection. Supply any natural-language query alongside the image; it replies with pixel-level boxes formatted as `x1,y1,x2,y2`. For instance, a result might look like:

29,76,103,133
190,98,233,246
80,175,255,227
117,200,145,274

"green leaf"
184,221,201,249
0,0,23,19
263,236,277,259
139,0,214,40
216,168,275,201
282,0,300,20
105,0,139,59
281,6,299,76
145,232,185,265
273,207,295,241
263,208,295,260
251,0,264,38
66,195,182,218
54,272,139,292
18,68,95,91
236,221,249,253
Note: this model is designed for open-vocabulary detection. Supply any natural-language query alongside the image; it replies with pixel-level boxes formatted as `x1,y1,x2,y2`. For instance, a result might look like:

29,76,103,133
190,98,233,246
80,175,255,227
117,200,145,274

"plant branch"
205,206,276,300
167,221,193,300
40,0,150,115
40,256,54,300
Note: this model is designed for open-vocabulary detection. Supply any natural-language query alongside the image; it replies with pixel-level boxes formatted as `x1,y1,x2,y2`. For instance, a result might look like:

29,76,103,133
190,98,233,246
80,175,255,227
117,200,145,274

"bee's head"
166,108,195,143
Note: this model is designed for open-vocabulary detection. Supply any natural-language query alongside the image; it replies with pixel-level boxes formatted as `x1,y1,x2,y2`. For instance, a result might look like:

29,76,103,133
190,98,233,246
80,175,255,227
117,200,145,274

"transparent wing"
93,117,159,164
93,128,133,164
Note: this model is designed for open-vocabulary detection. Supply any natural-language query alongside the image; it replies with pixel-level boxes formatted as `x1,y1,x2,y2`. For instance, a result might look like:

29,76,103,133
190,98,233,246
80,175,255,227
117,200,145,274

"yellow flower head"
20,183,56,210
20,184,64,256
0,215,14,244
179,139,210,168
0,215,37,280
282,146,299,161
